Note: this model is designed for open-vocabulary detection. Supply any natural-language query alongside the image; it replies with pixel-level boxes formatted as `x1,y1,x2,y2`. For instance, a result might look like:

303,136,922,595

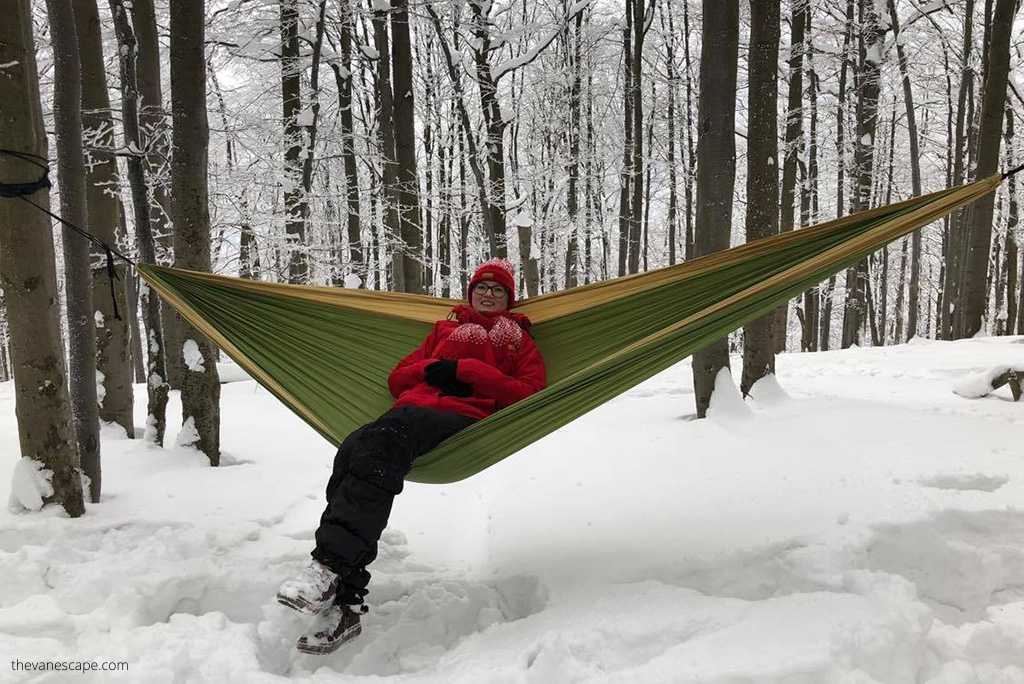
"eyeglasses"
472,283,508,298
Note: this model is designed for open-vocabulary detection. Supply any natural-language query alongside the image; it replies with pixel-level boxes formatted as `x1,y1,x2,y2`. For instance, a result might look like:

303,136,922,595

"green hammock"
138,175,1002,483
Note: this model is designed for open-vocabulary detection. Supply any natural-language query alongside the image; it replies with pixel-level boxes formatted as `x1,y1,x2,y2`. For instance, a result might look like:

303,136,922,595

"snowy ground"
2,337,1024,683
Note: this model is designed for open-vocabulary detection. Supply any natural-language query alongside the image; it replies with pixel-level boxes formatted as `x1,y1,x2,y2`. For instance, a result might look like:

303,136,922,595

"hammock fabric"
137,174,1002,484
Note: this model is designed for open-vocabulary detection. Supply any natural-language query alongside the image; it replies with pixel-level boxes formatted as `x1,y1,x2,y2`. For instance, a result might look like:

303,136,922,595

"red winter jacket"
387,305,547,420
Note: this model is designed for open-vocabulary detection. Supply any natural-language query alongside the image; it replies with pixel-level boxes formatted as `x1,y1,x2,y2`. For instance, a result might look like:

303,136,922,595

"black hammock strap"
0,148,133,321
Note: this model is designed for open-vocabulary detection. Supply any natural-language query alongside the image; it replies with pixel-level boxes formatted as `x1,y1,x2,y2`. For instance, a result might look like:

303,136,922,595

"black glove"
424,360,473,397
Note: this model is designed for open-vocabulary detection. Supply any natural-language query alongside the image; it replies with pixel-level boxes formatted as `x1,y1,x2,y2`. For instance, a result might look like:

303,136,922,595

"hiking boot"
276,560,340,615
296,604,365,655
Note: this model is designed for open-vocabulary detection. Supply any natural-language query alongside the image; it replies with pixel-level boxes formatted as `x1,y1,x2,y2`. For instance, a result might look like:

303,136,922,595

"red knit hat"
468,258,516,306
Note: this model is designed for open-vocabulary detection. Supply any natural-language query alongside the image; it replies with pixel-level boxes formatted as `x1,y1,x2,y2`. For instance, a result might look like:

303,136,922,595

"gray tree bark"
777,1,806,353
627,0,646,276
46,0,102,502
75,0,134,439
958,0,1017,338
822,0,856,351
391,0,424,294
372,3,403,290
740,0,780,397
0,0,85,517
170,0,221,464
940,0,975,339
691,0,738,419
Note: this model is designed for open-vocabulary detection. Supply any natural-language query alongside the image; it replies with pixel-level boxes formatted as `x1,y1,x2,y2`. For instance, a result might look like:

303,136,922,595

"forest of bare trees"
0,0,1021,515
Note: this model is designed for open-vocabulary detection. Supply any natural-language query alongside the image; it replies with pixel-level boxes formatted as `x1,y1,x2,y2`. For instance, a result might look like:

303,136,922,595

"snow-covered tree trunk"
0,0,85,517
662,2,678,267
132,0,183,390
109,0,169,446
842,0,885,349
740,0,779,397
334,1,363,283
801,6,821,352
280,0,308,285
75,0,134,439
372,4,403,290
565,10,582,288
125,268,145,383
0,299,10,383
470,2,510,261
170,0,221,465
691,0,738,419
617,4,632,279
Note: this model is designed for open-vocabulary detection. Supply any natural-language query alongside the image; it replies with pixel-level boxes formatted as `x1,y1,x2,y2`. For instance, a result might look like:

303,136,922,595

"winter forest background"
0,0,1023,515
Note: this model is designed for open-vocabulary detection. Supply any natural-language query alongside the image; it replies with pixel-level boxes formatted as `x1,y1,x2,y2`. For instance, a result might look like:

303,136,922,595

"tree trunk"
776,0,806,353
1006,107,1019,335
75,0,133,439
0,303,10,383
888,0,923,341
0,0,85,516
47,0,101,502
280,0,308,284
565,10,583,288
941,0,975,338
894,237,909,342
334,1,362,283
126,268,146,383
109,0,169,445
823,0,856,352
372,4,403,290
740,0,780,397
802,6,820,352
470,2,509,259
132,0,182,390
682,0,695,262
627,0,645,276
617,2,632,278
662,2,678,266
170,0,221,464
958,0,1017,338
842,0,885,348
691,0,738,419
391,0,424,294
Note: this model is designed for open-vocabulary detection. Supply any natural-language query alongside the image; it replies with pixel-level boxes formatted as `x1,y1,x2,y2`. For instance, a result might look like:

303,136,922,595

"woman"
276,259,546,654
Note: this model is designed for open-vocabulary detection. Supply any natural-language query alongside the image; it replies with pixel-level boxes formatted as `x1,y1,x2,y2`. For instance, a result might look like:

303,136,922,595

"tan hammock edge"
136,174,1001,483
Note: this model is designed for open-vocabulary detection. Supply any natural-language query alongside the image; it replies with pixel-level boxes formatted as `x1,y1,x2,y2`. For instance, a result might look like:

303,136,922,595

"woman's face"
470,280,509,313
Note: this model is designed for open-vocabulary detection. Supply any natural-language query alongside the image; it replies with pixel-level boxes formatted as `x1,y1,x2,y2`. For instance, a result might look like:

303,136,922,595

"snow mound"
7,458,54,513
952,365,1014,398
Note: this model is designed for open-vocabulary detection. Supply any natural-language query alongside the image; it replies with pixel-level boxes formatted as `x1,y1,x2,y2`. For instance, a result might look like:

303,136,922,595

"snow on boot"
276,560,340,615
296,604,365,655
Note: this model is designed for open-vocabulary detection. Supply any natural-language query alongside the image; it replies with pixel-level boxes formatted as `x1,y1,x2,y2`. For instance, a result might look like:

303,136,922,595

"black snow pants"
311,405,476,605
